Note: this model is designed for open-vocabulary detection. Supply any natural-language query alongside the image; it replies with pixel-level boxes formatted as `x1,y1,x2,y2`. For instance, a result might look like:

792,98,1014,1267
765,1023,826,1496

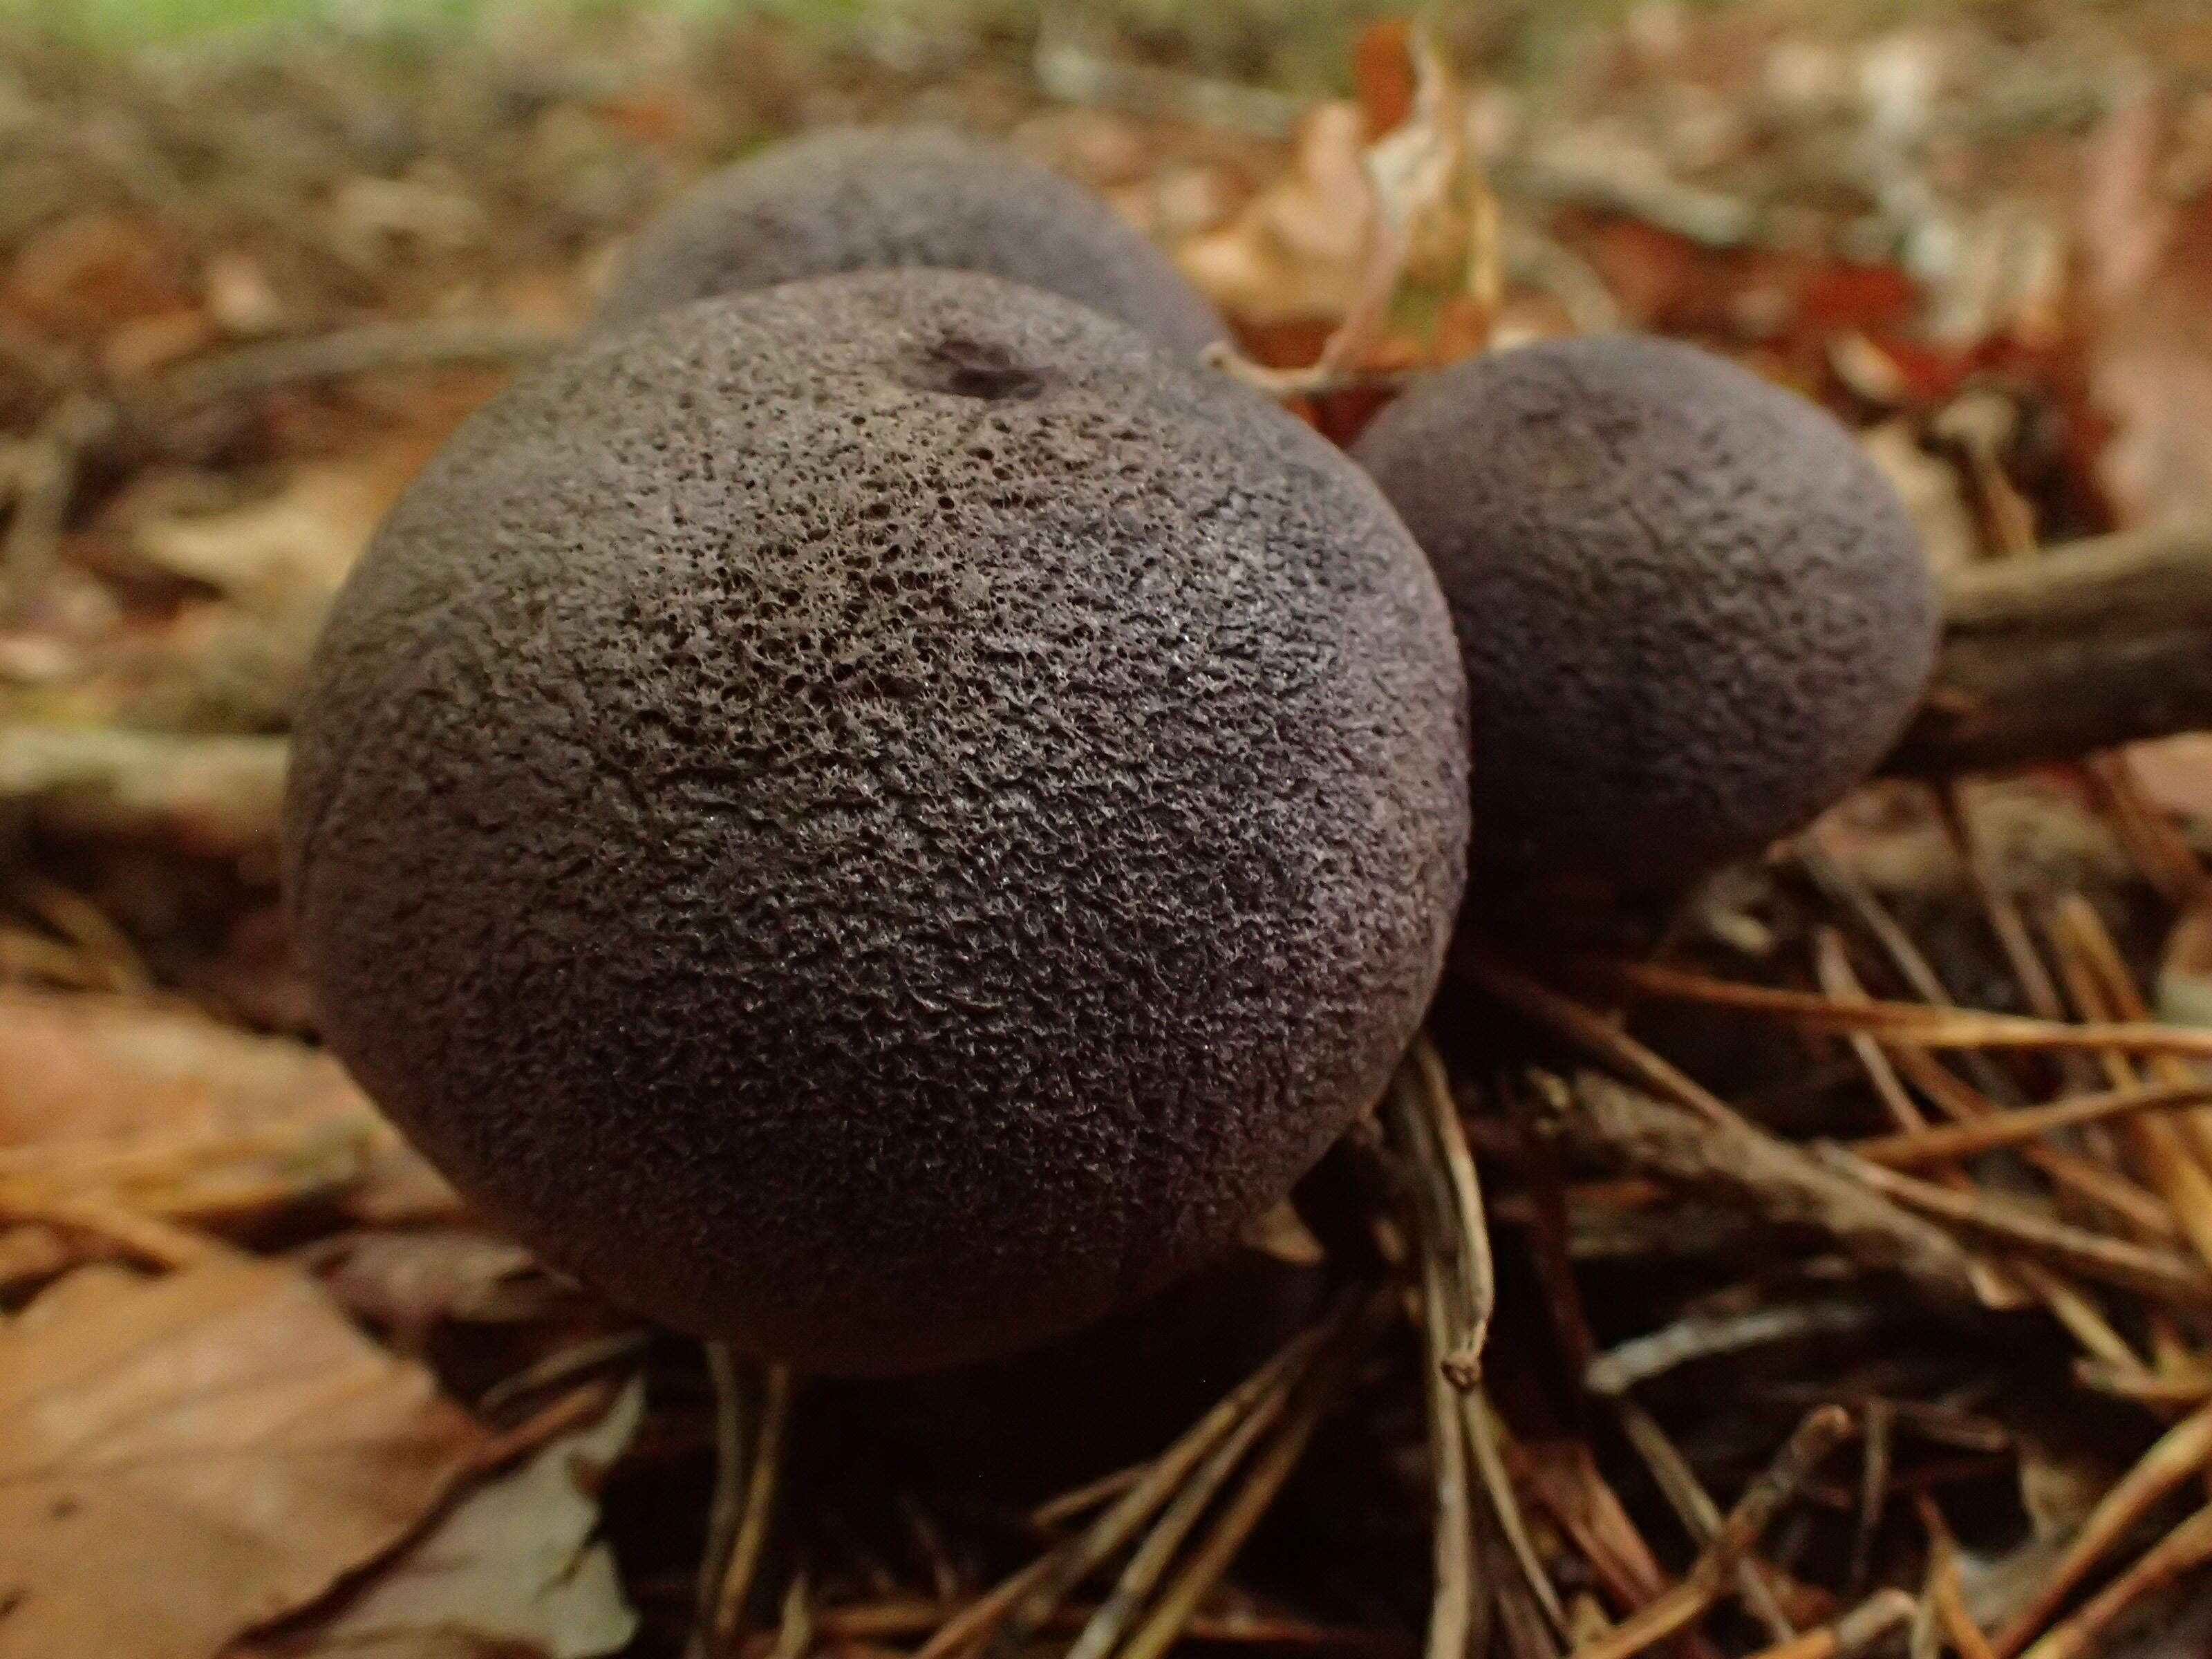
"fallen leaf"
2083,69,2212,528
0,1257,487,1659
1179,102,1371,325
5,213,194,341
270,1380,644,1659
0,989,359,1148
299,1228,568,1335
2126,734,2212,827
131,457,406,612
1860,418,1982,579
0,988,449,1228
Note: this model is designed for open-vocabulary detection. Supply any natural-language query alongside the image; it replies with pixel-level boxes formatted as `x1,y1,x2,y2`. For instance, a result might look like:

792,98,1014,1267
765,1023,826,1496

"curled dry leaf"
263,1378,645,1659
1178,101,1373,326
0,1257,487,1659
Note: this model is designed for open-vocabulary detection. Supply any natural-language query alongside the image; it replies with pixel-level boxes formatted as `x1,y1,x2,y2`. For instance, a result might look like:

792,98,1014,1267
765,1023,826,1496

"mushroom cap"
590,125,1225,356
285,269,1466,1375
1353,332,1936,895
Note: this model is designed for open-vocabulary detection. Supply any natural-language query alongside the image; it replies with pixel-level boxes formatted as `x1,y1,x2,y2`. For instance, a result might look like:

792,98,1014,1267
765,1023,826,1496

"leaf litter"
0,1256,486,1659
12,3,2212,1658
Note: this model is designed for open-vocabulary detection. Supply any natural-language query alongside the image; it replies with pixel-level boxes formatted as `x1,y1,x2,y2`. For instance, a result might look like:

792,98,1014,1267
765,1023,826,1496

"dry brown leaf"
2127,735,2212,828
265,1379,644,1659
0,989,450,1231
130,456,410,612
1861,420,1981,580
299,1228,564,1334
0,988,361,1149
1178,102,1372,325
2084,70,2212,528
0,1257,487,1659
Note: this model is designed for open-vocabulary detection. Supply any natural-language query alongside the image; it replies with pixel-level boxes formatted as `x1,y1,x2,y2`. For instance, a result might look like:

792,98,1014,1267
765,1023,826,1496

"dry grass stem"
1814,928,1929,1132
1029,1466,1150,1531
1849,1077,2212,1166
693,1352,796,1659
1058,1344,1310,1659
985,1292,1358,1658
1464,1385,1571,1642
1382,1036,1495,1386
1613,1397,1797,1644
1574,958,2212,1060
1465,958,1734,1129
1108,1299,1387,1659
1416,1251,1479,1659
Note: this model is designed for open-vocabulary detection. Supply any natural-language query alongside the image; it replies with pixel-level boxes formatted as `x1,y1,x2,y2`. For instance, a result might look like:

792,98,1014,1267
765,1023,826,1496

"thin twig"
3,393,116,624
1742,1589,1918,1659
1557,1407,1853,1659
2017,1502,2212,1659
0,724,288,857
1546,1072,1980,1308
1892,516,2212,776
1991,1394,2212,1656
154,316,565,406
1585,1302,1888,1397
1819,1145,2212,1306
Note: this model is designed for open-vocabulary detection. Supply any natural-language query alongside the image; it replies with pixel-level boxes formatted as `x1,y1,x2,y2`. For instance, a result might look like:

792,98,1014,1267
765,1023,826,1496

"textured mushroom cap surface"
590,126,1225,355
1352,332,1936,893
285,269,1467,1375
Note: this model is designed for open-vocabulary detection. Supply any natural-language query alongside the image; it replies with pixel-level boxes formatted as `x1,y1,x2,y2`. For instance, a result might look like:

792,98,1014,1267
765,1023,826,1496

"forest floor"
8,3,2212,1658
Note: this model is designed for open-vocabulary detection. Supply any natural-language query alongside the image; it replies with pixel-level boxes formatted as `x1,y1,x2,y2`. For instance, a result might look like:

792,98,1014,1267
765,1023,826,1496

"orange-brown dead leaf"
0,1257,487,1659
0,990,444,1232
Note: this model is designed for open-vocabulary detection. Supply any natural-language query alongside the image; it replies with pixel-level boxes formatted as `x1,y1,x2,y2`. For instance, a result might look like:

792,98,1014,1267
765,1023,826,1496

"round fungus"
1353,332,1938,899
590,125,1226,355
285,269,1467,1375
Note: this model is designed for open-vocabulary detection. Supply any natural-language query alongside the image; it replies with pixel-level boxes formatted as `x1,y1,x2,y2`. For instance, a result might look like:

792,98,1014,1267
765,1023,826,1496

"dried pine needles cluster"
9,6,2212,1659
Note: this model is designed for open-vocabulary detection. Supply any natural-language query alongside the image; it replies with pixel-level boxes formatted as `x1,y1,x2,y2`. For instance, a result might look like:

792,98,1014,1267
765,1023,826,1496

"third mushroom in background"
1353,332,1940,912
